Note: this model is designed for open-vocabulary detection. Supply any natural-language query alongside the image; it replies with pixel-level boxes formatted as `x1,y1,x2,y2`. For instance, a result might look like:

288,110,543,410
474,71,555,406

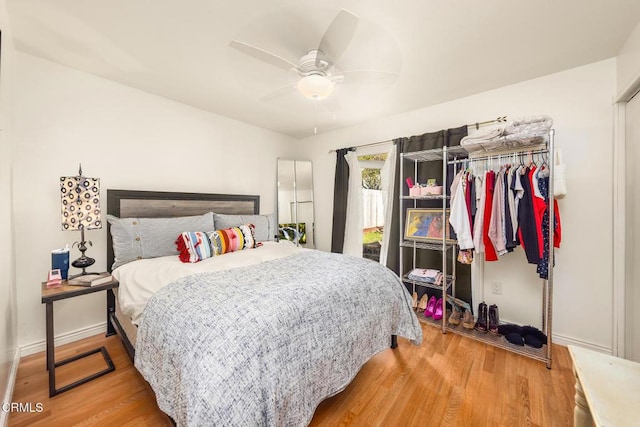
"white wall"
0,0,17,416
13,53,297,351
299,59,616,352
617,21,640,98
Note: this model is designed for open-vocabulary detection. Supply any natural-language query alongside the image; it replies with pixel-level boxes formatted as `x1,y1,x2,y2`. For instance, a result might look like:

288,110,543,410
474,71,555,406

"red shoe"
424,296,437,317
432,298,444,320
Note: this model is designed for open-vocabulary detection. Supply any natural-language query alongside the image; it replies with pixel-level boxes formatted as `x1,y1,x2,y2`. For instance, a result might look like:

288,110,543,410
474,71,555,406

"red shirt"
483,171,498,261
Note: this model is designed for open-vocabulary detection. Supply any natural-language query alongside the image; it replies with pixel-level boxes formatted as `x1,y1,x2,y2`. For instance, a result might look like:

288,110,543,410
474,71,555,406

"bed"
105,189,423,426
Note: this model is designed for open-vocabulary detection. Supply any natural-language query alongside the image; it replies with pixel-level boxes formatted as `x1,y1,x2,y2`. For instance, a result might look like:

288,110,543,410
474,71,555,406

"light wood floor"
9,323,575,426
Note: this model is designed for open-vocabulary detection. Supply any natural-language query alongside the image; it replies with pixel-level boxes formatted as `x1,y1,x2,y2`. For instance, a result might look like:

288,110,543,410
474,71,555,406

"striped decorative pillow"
176,231,212,263
208,224,256,256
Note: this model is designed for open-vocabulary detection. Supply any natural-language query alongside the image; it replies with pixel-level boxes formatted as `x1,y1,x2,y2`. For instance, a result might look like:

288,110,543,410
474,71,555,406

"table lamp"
60,164,101,277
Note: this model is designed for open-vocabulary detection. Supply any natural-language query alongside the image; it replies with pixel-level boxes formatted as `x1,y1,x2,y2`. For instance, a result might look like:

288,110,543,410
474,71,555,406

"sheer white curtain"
343,151,363,257
379,145,397,265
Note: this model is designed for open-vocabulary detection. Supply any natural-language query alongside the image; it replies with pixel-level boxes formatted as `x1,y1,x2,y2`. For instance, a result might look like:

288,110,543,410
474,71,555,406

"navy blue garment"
504,168,517,252
536,176,555,279
517,168,540,265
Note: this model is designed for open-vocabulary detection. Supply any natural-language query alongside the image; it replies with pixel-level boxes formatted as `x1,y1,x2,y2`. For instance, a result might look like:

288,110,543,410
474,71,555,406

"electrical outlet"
492,282,502,295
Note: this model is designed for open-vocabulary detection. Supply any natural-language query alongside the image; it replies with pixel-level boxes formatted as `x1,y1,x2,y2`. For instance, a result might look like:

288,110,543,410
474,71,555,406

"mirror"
277,159,315,248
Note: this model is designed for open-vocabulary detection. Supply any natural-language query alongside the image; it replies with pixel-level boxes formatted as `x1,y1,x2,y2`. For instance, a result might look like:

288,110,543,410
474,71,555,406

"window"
359,153,388,261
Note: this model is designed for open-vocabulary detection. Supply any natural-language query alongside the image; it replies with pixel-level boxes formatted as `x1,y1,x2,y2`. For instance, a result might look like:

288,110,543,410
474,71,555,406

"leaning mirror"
277,159,315,248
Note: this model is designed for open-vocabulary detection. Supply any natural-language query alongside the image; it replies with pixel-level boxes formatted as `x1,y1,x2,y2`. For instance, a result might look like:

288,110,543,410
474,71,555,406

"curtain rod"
327,116,507,154
327,139,392,154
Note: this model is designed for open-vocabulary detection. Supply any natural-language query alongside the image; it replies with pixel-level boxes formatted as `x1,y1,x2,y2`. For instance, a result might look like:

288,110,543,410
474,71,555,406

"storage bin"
422,186,443,195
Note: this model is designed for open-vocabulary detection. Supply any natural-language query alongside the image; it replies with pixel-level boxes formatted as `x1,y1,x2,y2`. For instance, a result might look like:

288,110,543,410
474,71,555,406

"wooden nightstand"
41,276,119,397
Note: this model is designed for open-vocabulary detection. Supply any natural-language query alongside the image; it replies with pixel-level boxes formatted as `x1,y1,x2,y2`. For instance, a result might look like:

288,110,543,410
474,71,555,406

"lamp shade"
60,175,101,231
297,75,335,100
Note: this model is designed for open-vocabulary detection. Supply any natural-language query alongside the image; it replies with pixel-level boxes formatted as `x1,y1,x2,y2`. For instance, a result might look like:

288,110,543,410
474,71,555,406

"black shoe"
505,333,525,346
497,323,521,336
488,304,499,335
521,325,548,347
475,302,488,333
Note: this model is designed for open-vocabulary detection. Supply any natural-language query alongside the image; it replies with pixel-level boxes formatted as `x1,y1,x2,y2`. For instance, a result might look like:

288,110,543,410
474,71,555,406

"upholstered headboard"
106,189,260,272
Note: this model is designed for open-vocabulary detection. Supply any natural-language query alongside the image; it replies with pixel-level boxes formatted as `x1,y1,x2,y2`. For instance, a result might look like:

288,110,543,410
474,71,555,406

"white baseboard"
1,347,21,427
552,332,613,354
19,322,107,357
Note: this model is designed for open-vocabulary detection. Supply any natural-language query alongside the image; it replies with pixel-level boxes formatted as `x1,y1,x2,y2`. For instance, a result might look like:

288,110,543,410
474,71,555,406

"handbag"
553,149,567,199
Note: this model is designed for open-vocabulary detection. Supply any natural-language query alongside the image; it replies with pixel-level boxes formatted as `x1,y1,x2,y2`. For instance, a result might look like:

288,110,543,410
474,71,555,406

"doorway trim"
613,101,626,357
613,79,640,357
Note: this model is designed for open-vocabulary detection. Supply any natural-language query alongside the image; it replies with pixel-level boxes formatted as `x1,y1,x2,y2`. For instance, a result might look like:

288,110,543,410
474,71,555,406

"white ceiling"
7,1,640,138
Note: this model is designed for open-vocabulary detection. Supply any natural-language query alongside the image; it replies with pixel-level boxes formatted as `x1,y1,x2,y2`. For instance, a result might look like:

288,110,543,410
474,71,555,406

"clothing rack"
327,116,508,154
399,129,556,368
447,129,556,368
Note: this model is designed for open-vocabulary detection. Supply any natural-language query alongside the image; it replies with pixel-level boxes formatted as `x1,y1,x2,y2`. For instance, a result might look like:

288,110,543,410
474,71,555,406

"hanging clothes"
507,166,519,245
483,170,498,261
488,169,507,256
517,166,540,265
536,176,562,279
447,148,561,283
473,174,486,254
449,170,474,249
504,168,518,252
531,166,547,259
465,171,474,236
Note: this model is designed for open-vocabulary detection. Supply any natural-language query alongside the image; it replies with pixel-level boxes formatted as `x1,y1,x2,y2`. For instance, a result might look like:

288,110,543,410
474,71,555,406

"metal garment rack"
399,145,467,333
400,130,555,369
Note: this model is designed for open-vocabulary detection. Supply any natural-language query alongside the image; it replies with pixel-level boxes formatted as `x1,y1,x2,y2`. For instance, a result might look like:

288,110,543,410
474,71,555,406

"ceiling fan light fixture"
297,74,335,100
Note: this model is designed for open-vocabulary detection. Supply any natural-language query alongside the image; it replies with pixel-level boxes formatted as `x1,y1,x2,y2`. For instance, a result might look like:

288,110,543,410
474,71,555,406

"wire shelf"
445,323,549,362
400,240,455,251
400,195,449,200
401,146,468,162
459,130,551,156
418,315,549,362
402,273,453,291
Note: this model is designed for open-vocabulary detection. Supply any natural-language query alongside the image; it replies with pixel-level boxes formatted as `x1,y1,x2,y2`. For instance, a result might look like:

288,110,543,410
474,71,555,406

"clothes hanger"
541,151,549,168
538,151,550,177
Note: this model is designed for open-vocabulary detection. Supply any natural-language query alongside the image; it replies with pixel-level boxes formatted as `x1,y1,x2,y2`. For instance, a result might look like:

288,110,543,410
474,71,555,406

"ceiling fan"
229,9,398,103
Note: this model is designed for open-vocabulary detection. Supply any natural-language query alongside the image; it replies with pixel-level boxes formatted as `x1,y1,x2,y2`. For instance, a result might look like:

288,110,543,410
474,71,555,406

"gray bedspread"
135,250,423,426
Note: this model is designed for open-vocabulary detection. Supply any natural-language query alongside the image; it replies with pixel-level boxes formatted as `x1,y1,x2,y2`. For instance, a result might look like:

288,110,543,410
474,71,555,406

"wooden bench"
568,345,640,426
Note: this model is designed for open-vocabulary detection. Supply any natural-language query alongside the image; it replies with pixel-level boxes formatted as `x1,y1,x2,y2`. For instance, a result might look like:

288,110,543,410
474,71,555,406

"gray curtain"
386,126,474,308
331,148,355,253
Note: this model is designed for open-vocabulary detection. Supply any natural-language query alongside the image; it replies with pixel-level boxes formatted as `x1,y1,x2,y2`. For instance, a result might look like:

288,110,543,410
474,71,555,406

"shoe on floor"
462,310,475,329
448,305,461,325
505,333,525,346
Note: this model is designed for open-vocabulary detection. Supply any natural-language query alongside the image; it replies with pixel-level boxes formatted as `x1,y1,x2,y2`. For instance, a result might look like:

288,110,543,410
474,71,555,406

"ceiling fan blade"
229,40,299,72
260,84,297,102
316,9,359,67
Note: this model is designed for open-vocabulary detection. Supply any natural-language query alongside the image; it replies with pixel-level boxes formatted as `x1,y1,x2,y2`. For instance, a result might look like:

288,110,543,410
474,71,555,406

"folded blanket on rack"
407,268,443,285
460,127,506,153
460,127,504,144
461,115,553,154
505,115,553,136
506,115,552,126
409,268,440,278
